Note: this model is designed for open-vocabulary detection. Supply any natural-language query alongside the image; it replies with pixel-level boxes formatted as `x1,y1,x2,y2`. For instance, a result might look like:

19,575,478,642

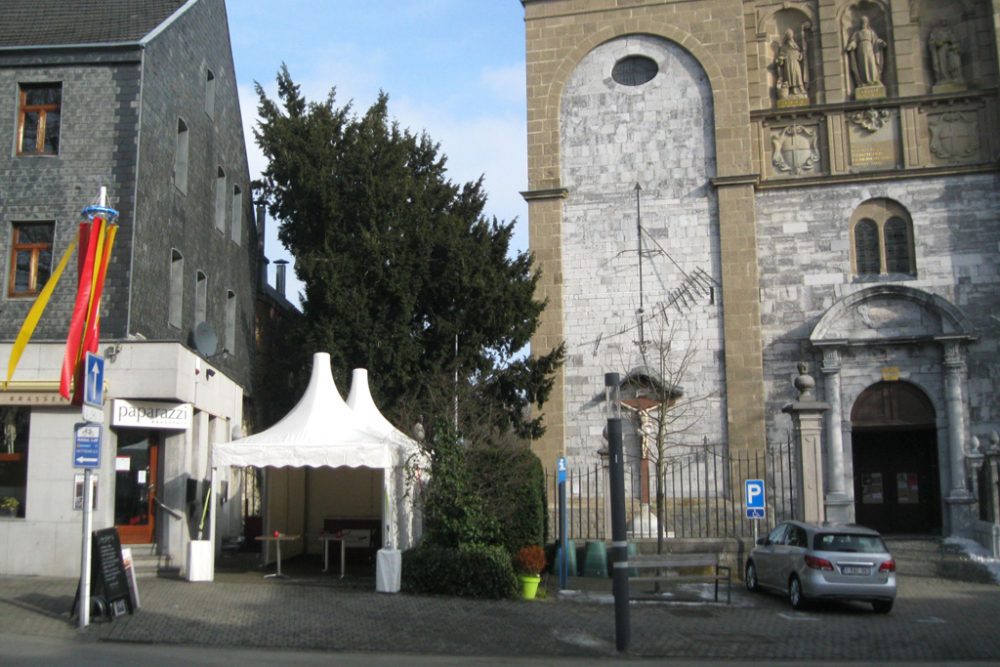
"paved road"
0,540,998,663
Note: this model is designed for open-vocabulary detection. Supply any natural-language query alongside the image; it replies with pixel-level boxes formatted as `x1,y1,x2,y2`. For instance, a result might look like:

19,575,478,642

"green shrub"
402,543,518,599
421,425,500,549
466,441,545,554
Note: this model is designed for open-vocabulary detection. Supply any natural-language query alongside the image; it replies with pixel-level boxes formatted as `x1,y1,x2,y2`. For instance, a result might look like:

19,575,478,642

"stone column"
941,339,971,499
939,337,976,536
783,363,831,523
820,347,852,522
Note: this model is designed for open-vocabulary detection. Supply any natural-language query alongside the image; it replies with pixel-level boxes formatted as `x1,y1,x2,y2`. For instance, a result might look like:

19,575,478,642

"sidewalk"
1,541,999,661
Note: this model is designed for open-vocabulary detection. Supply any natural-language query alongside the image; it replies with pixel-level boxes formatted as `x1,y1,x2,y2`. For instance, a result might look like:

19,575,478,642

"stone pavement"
0,538,998,662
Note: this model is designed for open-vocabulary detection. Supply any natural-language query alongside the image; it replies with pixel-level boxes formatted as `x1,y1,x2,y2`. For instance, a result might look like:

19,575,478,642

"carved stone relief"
847,108,892,132
827,297,940,340
770,124,821,175
928,111,979,163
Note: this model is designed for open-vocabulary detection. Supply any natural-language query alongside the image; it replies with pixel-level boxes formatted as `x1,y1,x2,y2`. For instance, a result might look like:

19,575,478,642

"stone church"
521,0,1000,541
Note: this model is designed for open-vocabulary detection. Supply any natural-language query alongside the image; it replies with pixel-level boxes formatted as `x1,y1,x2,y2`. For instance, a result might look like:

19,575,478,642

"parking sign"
745,479,765,519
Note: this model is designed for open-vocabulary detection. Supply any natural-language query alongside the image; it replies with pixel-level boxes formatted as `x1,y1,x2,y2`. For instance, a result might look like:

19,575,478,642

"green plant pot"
518,574,541,600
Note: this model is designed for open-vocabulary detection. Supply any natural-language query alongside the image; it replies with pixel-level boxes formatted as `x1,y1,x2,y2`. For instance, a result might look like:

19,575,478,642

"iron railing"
545,440,797,542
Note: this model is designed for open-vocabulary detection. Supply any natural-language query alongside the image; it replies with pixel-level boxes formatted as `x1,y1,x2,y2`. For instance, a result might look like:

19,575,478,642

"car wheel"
788,575,807,610
872,599,893,614
745,561,759,592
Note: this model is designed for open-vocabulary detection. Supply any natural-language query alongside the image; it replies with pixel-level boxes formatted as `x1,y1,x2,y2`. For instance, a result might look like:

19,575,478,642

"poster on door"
861,472,883,504
896,472,920,504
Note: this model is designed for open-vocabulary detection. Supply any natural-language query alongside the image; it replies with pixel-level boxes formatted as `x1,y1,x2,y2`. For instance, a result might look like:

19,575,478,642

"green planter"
518,574,541,600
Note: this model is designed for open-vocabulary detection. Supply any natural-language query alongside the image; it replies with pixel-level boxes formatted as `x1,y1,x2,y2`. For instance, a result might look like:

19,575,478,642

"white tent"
211,352,422,571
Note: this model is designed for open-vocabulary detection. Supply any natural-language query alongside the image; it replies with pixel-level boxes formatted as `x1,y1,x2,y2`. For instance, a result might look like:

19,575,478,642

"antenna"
191,321,218,357
635,183,645,350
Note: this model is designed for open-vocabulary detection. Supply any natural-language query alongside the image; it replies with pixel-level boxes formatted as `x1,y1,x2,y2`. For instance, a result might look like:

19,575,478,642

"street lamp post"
606,372,630,652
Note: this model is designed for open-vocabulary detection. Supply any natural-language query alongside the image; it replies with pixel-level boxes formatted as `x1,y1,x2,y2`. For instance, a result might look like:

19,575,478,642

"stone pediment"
810,285,971,344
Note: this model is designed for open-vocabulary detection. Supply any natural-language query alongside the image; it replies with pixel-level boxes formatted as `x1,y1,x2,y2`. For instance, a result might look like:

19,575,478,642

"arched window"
883,217,911,274
849,199,916,279
854,219,880,276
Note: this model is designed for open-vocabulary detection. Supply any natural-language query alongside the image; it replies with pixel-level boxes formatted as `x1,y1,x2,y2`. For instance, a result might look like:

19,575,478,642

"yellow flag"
6,239,77,383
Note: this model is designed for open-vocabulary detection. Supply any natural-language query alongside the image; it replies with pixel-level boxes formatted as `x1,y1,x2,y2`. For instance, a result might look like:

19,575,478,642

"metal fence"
545,440,797,542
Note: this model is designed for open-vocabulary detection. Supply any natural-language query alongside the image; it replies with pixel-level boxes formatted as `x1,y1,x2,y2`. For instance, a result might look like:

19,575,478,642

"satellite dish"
191,321,218,357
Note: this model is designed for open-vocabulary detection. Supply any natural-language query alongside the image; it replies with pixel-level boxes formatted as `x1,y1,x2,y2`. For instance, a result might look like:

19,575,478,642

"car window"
814,533,887,553
787,526,807,548
767,524,787,545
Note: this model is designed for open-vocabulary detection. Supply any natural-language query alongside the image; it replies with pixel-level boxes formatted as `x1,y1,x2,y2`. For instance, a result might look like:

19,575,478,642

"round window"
612,56,658,86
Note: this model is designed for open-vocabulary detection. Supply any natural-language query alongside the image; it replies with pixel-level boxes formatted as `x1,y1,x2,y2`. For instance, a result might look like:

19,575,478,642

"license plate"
841,565,870,575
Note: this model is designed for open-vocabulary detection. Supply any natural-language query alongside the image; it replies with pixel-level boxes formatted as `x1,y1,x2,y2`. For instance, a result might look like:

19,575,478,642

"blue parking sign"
745,479,766,520
557,457,567,484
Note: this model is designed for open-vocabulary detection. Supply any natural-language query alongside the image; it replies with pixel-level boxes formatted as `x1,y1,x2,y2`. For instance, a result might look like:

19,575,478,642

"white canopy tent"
210,352,422,573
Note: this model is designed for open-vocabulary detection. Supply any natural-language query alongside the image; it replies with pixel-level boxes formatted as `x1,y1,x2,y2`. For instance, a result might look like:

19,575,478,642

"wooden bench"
624,553,731,603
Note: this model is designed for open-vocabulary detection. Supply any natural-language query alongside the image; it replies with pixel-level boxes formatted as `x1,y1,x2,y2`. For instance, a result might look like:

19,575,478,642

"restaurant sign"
112,400,192,430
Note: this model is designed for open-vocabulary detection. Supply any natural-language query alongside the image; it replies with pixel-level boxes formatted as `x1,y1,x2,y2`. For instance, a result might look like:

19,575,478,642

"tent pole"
209,465,218,580
261,468,269,566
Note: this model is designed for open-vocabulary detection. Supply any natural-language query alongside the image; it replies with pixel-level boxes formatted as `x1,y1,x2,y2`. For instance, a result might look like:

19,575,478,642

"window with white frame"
231,185,242,245
168,249,184,328
195,270,207,323
225,289,236,352
204,68,216,118
174,118,189,193
214,167,227,233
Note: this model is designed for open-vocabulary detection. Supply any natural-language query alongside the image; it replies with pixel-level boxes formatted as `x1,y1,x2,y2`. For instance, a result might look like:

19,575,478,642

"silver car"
745,520,897,613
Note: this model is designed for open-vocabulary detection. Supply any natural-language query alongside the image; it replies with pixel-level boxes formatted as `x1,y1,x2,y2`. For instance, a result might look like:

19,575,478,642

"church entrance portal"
851,382,941,534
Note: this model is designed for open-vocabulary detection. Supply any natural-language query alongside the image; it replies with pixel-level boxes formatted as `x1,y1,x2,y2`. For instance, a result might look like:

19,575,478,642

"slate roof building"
522,0,1000,548
0,0,259,577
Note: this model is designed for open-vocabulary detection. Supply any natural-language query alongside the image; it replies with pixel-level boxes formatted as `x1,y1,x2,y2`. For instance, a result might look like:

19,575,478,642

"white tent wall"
303,467,381,554
262,467,306,564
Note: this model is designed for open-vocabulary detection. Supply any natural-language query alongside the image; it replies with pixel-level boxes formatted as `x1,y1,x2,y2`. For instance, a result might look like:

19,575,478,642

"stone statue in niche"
846,15,887,99
775,24,810,108
929,21,965,92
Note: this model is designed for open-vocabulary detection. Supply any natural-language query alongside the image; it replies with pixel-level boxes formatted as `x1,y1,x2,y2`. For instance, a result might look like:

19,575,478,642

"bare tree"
619,313,713,554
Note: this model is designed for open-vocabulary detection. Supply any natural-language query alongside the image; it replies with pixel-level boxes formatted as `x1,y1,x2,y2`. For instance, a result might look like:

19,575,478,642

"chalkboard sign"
91,528,132,617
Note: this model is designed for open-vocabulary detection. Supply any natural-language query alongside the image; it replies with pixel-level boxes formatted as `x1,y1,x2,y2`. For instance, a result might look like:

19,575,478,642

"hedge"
402,543,518,599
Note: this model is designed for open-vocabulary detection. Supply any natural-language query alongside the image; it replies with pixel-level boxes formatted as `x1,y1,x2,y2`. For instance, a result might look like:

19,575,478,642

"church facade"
522,0,1000,540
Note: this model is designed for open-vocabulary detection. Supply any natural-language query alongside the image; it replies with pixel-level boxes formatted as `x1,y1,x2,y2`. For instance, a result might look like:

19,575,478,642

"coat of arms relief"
770,124,821,175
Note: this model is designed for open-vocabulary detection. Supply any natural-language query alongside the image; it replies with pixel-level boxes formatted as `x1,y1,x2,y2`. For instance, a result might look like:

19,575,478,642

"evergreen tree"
254,66,562,438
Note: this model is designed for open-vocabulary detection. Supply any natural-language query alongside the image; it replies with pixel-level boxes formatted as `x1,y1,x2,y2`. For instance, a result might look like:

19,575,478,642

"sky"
226,1,530,305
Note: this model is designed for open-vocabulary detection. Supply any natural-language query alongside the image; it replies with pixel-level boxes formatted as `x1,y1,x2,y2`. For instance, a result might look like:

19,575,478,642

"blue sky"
226,1,529,304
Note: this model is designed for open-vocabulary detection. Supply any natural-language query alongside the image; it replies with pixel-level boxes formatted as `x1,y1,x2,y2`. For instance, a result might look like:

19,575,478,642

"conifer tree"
254,67,562,439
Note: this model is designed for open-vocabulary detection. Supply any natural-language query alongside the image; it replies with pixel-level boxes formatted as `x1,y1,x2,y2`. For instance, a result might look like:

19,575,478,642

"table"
254,534,300,578
317,534,346,578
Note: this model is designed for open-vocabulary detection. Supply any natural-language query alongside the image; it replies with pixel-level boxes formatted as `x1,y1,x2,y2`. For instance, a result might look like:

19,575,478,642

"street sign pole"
557,457,567,590
74,420,102,629
79,467,92,629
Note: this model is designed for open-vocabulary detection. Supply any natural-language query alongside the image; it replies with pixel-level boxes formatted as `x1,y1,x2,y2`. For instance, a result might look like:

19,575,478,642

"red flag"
59,220,103,400
74,222,117,403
